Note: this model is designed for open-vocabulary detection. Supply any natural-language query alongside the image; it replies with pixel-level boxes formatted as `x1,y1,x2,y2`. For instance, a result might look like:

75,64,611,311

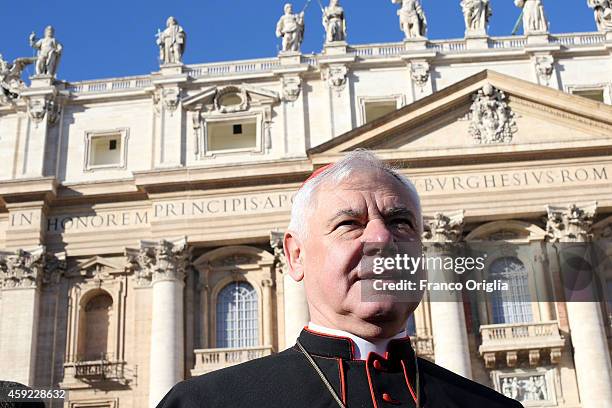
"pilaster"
273,61,310,157
318,48,356,139
15,77,62,179
151,65,189,169
0,246,45,385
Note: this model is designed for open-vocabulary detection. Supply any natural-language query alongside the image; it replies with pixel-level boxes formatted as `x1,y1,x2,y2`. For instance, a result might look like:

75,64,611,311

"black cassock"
158,328,521,408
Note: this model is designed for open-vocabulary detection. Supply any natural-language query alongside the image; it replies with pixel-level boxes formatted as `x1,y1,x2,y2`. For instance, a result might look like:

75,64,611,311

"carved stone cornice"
0,247,45,289
269,231,286,274
422,210,465,243
545,202,597,243
125,237,190,286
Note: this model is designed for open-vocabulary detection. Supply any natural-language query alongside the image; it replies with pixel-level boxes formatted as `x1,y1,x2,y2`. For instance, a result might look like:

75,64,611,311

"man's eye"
336,220,360,229
389,218,414,230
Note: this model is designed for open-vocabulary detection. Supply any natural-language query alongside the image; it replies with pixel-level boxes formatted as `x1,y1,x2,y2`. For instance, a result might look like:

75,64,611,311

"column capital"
422,210,465,243
545,202,597,242
0,246,45,289
126,237,190,286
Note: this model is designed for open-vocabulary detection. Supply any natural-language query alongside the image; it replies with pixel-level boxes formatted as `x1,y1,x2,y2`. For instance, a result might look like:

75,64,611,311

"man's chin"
352,301,405,324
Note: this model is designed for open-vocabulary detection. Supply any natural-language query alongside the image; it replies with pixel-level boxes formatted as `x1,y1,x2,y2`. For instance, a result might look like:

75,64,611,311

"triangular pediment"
68,256,125,277
183,84,279,110
309,70,612,164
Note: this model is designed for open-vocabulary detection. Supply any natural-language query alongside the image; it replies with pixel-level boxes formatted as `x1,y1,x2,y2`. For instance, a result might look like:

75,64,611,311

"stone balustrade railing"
66,77,152,94
62,32,607,95
479,321,564,353
191,345,273,376
73,359,125,379
411,335,434,359
188,57,282,78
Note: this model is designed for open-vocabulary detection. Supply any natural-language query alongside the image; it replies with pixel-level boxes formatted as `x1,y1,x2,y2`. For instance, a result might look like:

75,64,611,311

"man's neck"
307,322,408,360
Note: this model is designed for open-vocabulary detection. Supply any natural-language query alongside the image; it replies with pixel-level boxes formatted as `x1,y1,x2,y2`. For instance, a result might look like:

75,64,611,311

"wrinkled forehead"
314,168,419,210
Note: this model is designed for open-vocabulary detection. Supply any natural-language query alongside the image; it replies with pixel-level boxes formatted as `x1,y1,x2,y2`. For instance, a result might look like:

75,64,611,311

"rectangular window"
364,101,398,124
90,135,122,166
84,128,128,171
572,89,604,103
207,119,257,152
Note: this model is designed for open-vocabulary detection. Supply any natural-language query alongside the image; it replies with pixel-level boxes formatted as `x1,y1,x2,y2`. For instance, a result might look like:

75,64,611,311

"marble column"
271,232,309,349
0,247,45,385
546,203,612,408
423,211,473,379
127,237,189,408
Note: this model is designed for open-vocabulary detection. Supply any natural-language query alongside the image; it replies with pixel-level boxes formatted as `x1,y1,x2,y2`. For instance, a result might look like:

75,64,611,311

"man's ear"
284,230,304,282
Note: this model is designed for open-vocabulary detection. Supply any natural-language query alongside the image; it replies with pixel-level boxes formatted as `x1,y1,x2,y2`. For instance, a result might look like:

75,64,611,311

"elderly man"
157,150,520,407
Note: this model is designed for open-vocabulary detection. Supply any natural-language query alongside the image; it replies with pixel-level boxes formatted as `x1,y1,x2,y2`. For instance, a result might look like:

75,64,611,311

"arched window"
216,282,259,348
82,293,113,360
489,257,533,324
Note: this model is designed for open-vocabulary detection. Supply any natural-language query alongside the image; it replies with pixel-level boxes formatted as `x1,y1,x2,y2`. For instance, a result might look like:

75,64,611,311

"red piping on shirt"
303,326,356,359
337,358,346,404
365,353,380,408
400,359,418,404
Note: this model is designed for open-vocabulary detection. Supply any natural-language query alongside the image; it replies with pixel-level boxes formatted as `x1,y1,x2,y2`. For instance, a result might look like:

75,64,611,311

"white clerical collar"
307,322,408,360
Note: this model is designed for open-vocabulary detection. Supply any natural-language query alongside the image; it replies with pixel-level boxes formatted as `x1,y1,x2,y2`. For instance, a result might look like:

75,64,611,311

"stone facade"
0,22,611,408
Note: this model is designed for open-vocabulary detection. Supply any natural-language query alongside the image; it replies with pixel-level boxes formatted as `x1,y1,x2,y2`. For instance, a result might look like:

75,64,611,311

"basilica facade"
1,3,612,408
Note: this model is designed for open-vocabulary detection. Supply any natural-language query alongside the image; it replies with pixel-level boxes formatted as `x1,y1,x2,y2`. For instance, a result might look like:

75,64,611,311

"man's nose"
361,219,394,256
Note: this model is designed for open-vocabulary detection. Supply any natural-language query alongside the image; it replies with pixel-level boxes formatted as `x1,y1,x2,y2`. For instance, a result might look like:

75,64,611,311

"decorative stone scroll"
535,55,554,86
125,237,190,286
153,87,181,114
410,61,430,90
26,97,61,125
322,65,348,92
281,76,302,102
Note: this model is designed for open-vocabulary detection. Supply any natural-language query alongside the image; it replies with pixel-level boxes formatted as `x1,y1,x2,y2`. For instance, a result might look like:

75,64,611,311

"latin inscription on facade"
42,192,295,234
412,165,609,194
6,165,610,234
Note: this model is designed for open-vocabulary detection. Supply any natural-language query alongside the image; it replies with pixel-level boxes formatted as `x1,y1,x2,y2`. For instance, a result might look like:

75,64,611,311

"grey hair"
288,149,422,238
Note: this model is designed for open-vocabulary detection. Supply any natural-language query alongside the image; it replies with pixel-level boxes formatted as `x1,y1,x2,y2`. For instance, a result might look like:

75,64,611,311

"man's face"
44,27,54,38
291,169,422,339
285,4,293,14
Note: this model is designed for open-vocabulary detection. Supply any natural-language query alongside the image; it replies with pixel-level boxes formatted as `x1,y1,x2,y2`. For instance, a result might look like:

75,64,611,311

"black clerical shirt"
157,328,521,407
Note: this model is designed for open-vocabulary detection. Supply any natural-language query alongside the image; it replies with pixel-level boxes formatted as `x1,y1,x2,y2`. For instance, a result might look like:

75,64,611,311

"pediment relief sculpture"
467,84,517,144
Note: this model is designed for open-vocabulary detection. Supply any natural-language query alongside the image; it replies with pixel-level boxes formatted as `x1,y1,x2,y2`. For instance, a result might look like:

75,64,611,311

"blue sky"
1,1,597,82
